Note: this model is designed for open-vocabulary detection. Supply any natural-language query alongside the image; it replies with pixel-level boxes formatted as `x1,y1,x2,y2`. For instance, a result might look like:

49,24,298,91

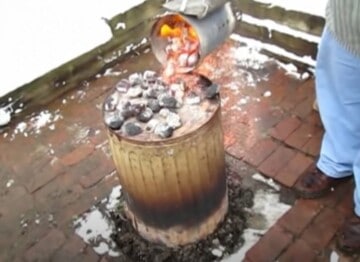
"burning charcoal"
154,123,173,138
136,107,153,123
170,82,185,93
115,79,131,93
126,86,143,98
185,92,201,105
205,83,220,99
103,92,120,112
121,102,145,119
166,112,182,129
187,52,199,68
147,99,161,113
145,118,160,132
143,88,159,99
128,73,143,86
116,100,130,111
123,122,142,136
159,108,170,118
178,53,189,67
104,111,124,130
159,94,177,108
143,70,157,83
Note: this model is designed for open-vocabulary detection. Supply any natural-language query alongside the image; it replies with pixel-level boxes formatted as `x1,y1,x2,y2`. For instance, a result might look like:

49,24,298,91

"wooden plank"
233,0,325,36
234,21,318,60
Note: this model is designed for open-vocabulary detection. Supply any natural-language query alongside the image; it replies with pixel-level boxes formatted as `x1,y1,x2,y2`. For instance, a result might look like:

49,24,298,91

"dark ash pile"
110,177,253,262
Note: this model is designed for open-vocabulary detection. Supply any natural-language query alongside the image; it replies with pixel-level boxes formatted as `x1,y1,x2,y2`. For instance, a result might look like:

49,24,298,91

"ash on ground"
109,177,253,262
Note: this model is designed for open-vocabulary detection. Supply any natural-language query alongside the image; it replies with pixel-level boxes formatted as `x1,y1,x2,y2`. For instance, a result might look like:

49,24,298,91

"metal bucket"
150,2,235,71
107,96,227,246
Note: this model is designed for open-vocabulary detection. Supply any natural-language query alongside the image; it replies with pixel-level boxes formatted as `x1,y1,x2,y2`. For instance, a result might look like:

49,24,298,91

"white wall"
0,0,327,98
0,0,144,97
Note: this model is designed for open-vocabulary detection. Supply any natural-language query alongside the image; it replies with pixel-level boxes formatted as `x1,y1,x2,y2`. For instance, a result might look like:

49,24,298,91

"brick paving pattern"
0,40,358,261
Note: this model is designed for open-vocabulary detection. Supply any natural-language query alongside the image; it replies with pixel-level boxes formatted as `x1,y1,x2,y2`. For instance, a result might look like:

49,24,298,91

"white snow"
231,34,316,68
0,108,11,127
74,208,120,257
6,179,15,188
222,174,291,262
74,186,122,257
0,0,145,97
330,251,340,262
241,14,321,43
253,0,327,17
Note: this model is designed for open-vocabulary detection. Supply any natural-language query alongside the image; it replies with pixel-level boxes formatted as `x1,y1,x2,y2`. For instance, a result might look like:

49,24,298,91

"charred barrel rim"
106,74,221,145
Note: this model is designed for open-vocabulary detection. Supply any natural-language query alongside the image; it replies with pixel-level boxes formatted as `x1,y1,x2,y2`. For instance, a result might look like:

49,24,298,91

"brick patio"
0,39,358,261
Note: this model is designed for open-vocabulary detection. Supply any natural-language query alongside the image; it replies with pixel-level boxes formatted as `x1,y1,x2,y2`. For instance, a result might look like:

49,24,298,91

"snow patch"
241,14,320,43
223,174,290,261
253,0,327,17
74,186,122,257
231,34,316,68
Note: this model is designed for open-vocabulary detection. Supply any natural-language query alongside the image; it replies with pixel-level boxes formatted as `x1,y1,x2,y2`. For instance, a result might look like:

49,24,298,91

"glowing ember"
158,16,200,79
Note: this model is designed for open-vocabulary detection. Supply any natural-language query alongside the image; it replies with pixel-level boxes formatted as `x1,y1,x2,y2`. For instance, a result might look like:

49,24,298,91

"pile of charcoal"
103,71,219,139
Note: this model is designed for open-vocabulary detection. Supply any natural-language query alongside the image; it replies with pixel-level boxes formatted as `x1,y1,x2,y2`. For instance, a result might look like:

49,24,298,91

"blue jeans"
316,28,360,217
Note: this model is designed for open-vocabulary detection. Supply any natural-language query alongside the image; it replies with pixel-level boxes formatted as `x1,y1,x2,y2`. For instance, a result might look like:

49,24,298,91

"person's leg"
315,28,360,178
295,27,360,197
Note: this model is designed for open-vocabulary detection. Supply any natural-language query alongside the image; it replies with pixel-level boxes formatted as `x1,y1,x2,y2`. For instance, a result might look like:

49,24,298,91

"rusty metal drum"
105,73,228,247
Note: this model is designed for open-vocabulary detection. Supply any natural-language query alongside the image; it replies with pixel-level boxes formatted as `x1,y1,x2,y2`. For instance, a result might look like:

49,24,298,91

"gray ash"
110,176,253,262
103,71,217,139
154,123,174,138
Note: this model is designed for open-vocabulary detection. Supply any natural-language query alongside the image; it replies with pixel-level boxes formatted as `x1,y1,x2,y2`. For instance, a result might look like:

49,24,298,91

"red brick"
305,111,323,127
293,96,314,119
318,179,354,208
278,239,316,262
24,229,65,262
225,118,262,158
336,190,355,218
302,134,323,157
270,116,302,141
34,172,84,213
279,80,312,111
60,143,95,166
0,186,33,217
258,146,296,178
275,153,313,187
302,208,344,251
255,107,284,132
223,133,236,148
52,235,86,262
278,199,322,235
78,151,115,189
26,157,66,193
285,123,321,150
246,225,293,262
79,246,99,262
244,138,279,167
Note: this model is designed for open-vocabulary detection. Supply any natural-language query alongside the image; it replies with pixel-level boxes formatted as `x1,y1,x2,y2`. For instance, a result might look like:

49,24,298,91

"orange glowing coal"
158,16,200,80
